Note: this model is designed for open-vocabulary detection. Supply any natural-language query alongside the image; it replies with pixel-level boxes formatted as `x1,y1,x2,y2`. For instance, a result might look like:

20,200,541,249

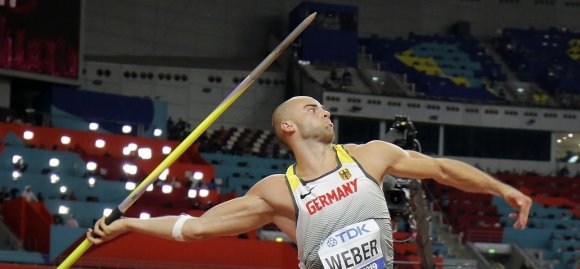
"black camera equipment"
383,115,435,269
383,114,421,217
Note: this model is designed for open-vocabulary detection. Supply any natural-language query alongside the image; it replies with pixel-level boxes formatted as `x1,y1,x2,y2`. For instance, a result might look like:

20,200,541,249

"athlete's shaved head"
272,96,315,142
272,97,299,143
272,96,334,145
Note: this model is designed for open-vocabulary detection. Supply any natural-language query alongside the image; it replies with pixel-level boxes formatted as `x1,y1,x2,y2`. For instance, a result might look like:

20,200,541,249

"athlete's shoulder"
250,174,287,193
247,174,295,213
341,141,407,172
342,140,401,154
260,174,287,183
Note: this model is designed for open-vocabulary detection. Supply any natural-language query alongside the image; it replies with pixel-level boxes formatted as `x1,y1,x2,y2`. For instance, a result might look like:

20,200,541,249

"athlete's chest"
295,166,370,215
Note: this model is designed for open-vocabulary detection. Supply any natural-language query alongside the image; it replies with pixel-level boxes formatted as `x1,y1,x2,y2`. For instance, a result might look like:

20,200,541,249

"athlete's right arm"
87,176,279,245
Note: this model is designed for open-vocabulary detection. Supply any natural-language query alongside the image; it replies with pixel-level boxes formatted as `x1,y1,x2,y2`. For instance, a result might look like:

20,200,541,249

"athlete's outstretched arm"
87,178,276,245
364,140,531,229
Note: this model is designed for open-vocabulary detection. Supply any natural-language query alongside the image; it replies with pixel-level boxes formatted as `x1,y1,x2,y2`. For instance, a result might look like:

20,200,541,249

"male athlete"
88,96,532,269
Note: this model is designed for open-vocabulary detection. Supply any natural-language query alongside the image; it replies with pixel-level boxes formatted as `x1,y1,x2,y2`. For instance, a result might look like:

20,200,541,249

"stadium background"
0,0,579,268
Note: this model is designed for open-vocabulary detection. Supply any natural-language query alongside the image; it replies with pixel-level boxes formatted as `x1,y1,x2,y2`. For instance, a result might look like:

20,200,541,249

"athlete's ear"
281,120,295,133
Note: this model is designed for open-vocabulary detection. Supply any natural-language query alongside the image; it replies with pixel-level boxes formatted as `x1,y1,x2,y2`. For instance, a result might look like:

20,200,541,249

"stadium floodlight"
122,164,138,175
12,171,21,180
61,136,71,145
127,143,138,151
60,186,67,194
153,128,163,137
162,146,171,155
193,171,204,180
146,185,154,192
139,212,150,220
88,122,99,131
103,208,112,217
159,169,169,181
88,177,96,187
23,130,34,140
161,185,173,194
49,158,60,167
122,147,131,156
188,189,197,198
86,161,97,171
50,174,60,184
125,182,136,191
122,125,132,134
199,188,209,198
95,139,106,148
59,205,70,215
138,148,152,160
12,155,22,165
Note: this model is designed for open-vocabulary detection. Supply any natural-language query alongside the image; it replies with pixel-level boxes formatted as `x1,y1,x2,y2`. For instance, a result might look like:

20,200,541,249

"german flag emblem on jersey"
338,168,352,181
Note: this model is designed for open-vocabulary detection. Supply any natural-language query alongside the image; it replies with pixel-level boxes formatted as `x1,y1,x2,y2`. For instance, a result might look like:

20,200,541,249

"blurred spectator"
0,186,9,217
66,214,79,228
53,214,64,225
167,116,174,131
21,185,38,202
172,178,182,189
322,79,332,89
0,186,9,201
167,117,191,141
86,195,99,202
330,69,338,81
208,178,217,190
13,158,28,172
341,69,352,86
557,165,570,177
37,192,44,202
68,191,77,201
9,188,19,199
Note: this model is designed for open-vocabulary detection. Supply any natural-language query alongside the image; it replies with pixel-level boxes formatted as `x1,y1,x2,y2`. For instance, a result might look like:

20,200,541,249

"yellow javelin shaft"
57,12,316,269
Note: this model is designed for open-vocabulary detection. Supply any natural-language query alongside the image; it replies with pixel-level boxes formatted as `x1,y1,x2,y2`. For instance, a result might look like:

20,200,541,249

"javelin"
57,12,316,269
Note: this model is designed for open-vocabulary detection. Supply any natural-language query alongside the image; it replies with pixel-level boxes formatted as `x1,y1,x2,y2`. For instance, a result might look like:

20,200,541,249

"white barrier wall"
82,61,286,130
322,91,580,133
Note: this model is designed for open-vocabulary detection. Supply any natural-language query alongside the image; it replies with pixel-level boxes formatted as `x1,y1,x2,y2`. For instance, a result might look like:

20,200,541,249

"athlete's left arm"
366,140,531,229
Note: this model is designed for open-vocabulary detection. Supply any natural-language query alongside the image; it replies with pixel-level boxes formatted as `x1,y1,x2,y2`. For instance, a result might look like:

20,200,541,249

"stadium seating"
360,33,507,101
430,173,580,269
199,127,291,159
497,27,580,97
201,152,293,195
0,123,224,262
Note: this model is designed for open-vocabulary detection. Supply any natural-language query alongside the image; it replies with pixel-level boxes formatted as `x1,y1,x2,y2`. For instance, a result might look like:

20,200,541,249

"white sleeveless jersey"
285,145,393,269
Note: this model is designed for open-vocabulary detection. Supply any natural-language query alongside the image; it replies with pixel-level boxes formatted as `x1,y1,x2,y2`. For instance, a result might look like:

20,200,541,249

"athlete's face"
291,97,335,143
